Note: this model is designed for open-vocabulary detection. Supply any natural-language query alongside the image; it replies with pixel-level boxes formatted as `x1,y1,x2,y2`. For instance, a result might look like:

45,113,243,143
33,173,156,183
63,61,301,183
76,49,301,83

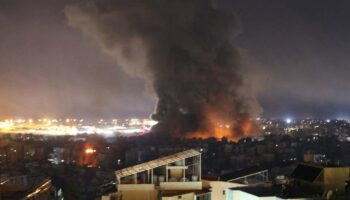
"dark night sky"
1,0,350,119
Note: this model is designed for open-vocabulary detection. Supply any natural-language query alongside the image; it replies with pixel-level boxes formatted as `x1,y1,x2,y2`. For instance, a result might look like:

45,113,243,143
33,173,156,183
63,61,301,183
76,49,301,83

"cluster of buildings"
260,118,350,142
0,118,157,136
102,149,350,200
0,118,349,199
0,134,115,199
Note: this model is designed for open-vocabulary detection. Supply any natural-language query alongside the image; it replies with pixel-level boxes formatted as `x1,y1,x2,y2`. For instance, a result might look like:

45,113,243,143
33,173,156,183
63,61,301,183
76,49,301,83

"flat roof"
230,184,314,198
290,164,323,182
233,185,281,197
116,149,200,178
161,188,211,197
220,166,267,182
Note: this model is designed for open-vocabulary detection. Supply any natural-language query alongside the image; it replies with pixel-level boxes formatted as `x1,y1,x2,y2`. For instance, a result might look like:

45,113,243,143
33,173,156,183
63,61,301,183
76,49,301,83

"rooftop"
219,166,267,182
116,149,201,178
230,184,314,198
161,188,211,197
290,163,322,182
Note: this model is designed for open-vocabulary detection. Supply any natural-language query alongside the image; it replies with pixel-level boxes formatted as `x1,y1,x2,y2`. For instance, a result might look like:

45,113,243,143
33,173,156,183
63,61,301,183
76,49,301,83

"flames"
185,111,259,141
185,127,234,140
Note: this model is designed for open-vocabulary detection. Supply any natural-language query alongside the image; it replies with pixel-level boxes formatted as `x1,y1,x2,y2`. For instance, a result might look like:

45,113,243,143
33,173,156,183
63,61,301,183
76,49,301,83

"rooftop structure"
116,149,201,183
290,163,323,182
220,167,269,185
203,167,269,200
226,184,312,200
291,163,350,193
104,149,209,200
225,163,350,200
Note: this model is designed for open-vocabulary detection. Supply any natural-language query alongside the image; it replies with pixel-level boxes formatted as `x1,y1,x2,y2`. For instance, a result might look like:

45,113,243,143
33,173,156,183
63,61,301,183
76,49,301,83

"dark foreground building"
0,176,57,200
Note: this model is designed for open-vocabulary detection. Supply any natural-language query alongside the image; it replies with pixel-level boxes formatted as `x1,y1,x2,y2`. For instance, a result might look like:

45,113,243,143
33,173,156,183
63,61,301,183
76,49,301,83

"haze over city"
1,1,350,200
1,0,350,120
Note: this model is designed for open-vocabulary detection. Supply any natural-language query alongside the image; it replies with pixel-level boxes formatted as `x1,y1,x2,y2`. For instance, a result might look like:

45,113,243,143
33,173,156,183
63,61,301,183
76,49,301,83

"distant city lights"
285,118,292,124
0,118,158,136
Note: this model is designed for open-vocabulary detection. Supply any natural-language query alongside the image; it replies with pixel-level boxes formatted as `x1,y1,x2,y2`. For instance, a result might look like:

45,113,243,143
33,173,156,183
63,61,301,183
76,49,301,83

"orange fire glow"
80,146,98,168
185,111,259,141
85,148,96,154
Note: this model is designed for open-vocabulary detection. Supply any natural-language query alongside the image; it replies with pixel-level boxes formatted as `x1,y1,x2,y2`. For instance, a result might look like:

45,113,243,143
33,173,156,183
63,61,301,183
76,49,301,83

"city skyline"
1,1,350,199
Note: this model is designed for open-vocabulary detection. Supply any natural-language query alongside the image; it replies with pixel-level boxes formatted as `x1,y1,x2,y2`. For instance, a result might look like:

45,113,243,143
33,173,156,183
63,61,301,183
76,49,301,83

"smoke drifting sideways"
65,0,262,140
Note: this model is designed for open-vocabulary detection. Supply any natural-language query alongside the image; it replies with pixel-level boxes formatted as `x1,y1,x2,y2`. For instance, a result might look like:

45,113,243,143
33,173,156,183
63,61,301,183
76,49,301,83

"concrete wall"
118,190,158,200
101,193,118,200
226,190,261,200
115,184,158,200
202,180,245,200
161,192,195,200
225,190,286,200
159,182,202,190
118,184,155,191
323,167,349,192
169,169,183,179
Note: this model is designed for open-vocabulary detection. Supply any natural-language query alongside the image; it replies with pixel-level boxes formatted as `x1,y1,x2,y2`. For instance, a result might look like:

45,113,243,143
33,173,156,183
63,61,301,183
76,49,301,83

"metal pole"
199,154,201,181
165,164,168,182
183,159,185,182
151,169,153,184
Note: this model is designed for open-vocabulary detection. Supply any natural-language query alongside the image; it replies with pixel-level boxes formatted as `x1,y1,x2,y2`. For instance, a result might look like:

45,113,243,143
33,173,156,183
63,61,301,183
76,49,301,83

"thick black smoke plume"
65,0,261,137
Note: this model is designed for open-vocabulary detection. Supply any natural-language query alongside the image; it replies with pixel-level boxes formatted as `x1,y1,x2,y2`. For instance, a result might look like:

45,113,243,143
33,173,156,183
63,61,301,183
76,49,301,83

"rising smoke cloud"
65,0,261,138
